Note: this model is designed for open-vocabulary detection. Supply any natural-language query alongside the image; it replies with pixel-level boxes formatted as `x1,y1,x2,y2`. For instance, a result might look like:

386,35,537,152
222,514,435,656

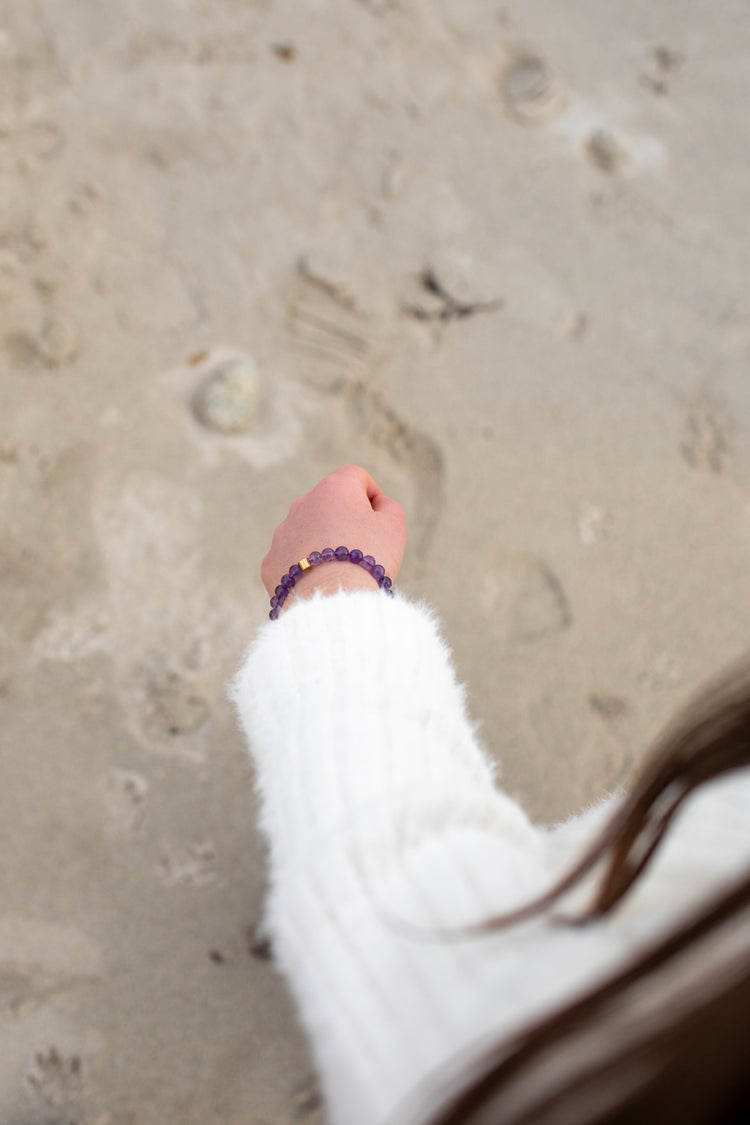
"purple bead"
269,607,279,620
289,563,303,579
361,554,375,572
281,573,295,589
277,589,288,605
381,576,392,590
334,546,349,561
308,551,323,566
321,547,335,562
372,564,385,581
349,549,363,565
275,585,285,598
270,595,279,609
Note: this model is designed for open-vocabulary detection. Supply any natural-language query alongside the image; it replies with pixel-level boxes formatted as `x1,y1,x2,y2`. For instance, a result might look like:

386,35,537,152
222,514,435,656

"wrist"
267,547,396,619
278,561,377,613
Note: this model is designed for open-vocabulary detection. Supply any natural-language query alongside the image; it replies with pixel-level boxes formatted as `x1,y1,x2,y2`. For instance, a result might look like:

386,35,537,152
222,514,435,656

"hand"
261,466,406,608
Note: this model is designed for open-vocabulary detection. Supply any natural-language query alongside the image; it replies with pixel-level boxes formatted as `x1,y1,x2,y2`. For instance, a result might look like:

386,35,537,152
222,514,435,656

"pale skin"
261,465,407,614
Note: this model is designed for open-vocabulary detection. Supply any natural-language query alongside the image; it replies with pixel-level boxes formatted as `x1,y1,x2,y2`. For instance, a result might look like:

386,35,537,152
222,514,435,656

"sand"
1,1,749,1121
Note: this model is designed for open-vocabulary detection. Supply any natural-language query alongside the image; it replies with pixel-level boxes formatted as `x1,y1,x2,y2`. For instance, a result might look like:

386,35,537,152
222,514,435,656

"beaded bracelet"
269,546,394,619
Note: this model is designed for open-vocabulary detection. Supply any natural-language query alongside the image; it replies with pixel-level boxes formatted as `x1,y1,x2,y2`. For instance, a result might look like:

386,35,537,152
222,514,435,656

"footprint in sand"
284,262,445,564
286,261,373,392
481,554,573,644
25,1045,85,1119
112,662,212,763
342,382,444,564
93,473,223,759
0,917,101,1029
139,667,211,743
1,964,94,1024
155,839,217,887
680,384,733,474
103,769,149,837
5,308,82,369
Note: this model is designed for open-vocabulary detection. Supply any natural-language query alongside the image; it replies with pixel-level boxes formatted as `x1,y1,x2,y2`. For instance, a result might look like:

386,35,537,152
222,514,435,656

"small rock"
271,43,296,62
293,1076,323,1118
561,310,589,341
193,354,259,433
588,693,630,721
653,45,684,73
585,129,631,175
577,502,612,545
502,56,566,125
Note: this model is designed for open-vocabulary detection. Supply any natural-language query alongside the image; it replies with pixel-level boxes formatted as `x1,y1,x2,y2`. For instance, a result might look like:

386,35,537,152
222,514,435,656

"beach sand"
1,1,749,1121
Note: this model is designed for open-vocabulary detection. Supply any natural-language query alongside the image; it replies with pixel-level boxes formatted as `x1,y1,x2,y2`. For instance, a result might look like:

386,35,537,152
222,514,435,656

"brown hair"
422,655,750,1125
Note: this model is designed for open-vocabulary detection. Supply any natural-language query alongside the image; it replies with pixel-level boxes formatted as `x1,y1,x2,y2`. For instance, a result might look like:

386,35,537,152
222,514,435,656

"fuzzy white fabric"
231,589,750,1125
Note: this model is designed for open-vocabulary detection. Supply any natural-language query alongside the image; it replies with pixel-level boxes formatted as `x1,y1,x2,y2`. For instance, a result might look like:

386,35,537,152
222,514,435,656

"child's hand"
261,466,406,605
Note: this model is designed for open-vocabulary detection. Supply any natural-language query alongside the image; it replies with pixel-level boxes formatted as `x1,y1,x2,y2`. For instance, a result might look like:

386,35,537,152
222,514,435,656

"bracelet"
269,547,394,619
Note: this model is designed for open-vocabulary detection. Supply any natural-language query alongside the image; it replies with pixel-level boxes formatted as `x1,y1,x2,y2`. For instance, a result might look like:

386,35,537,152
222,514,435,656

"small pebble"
585,129,630,175
502,57,566,125
193,354,259,434
271,43,296,62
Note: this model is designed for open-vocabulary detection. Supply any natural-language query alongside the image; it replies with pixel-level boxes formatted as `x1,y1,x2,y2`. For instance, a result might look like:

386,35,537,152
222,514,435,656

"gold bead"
299,557,312,571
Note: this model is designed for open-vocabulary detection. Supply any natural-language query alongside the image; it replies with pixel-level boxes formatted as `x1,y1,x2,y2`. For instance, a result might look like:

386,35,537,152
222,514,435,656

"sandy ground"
1,0,749,1121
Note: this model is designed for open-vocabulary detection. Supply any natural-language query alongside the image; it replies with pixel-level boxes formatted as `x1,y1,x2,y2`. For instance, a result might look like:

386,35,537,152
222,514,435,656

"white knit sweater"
231,589,750,1125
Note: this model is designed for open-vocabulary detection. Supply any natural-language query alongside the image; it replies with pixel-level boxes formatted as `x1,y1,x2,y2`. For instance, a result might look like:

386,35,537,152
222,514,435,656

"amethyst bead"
269,546,394,619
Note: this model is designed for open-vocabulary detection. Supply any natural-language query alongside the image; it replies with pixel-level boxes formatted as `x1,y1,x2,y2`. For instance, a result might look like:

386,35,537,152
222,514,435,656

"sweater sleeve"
230,588,553,1125
231,589,750,1124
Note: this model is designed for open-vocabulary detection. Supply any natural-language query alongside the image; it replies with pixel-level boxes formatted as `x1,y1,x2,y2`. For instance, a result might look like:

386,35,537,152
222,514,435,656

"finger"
332,464,383,506
371,493,404,523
